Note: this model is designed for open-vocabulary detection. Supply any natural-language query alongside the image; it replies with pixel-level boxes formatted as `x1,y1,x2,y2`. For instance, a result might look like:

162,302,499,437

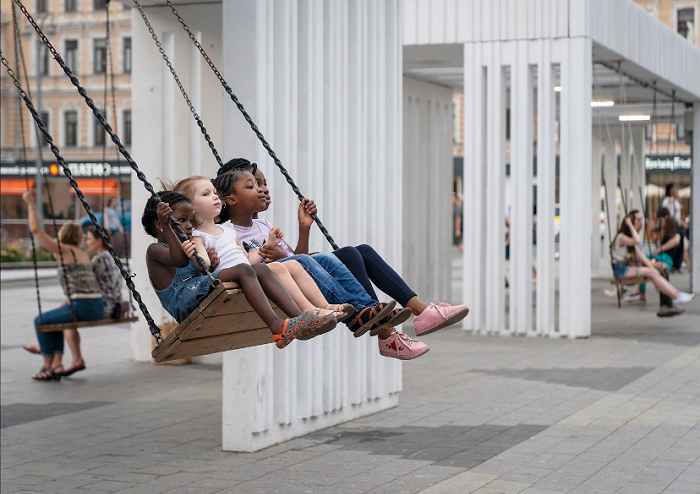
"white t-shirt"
192,221,249,270
660,196,682,224
233,218,295,257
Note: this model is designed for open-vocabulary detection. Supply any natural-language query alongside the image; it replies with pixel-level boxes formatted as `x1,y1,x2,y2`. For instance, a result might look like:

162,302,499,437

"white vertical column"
485,43,506,335
463,43,486,332
536,43,555,337
692,105,700,292
602,137,617,276
559,38,592,338
630,125,646,223
591,135,602,275
188,31,203,175
510,40,533,336
620,128,632,211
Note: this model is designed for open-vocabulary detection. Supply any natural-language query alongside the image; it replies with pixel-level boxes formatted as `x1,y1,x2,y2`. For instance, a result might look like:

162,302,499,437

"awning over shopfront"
0,178,35,195
69,178,118,195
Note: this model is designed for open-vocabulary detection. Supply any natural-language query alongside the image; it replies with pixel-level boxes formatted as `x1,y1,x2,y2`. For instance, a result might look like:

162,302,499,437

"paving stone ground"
2,252,699,493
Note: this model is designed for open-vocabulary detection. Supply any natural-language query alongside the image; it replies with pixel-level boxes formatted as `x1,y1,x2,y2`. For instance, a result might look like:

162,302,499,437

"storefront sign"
644,155,691,172
0,161,131,178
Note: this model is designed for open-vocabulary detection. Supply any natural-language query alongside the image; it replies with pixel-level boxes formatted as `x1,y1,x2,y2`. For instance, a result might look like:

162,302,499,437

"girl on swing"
611,212,693,306
142,191,337,348
214,159,469,359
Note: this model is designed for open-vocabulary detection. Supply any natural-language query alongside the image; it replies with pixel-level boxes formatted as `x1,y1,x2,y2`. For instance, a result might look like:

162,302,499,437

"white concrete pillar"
630,125,646,232
510,40,534,336
591,135,602,275
620,128,632,212
536,46,555,337
220,0,401,452
692,104,700,292
463,43,487,332
484,44,506,335
558,37,592,338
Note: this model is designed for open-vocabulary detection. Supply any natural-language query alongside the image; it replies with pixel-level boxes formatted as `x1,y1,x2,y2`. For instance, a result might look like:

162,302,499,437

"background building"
0,0,131,240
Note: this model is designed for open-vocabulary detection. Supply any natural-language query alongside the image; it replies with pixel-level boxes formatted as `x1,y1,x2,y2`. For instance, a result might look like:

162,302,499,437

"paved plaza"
1,254,699,494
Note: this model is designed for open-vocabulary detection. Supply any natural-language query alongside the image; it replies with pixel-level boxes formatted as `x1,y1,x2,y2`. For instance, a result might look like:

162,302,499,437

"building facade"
0,0,131,238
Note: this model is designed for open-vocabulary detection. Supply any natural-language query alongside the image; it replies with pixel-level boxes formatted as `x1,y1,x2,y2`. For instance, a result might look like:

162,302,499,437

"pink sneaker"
378,330,429,360
413,302,469,337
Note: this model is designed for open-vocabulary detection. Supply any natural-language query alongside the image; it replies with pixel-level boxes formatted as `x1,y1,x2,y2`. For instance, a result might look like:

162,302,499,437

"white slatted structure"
132,0,402,452
403,0,700,337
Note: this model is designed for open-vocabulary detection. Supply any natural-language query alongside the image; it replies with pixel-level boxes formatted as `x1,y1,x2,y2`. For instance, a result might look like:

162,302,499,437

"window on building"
123,109,132,145
39,45,49,76
94,111,107,146
93,39,107,74
678,8,695,43
65,0,77,12
123,38,132,73
94,0,106,10
65,40,78,73
37,0,47,13
65,111,78,147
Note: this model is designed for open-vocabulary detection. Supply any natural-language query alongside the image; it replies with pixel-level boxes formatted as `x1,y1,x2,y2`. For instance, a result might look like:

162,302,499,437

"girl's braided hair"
141,190,189,238
213,159,257,223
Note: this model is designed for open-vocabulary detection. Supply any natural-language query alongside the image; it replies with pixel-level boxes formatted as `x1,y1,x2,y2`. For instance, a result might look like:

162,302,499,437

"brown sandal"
369,307,413,336
347,301,396,338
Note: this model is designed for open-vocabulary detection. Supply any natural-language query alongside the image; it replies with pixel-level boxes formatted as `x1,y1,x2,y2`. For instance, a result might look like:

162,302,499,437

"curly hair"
217,157,257,177
141,191,190,238
211,168,256,223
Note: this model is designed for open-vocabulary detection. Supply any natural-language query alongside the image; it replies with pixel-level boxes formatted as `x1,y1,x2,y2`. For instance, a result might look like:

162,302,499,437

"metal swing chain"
11,3,43,322
165,0,340,251
132,0,223,167
14,0,215,286
0,52,166,341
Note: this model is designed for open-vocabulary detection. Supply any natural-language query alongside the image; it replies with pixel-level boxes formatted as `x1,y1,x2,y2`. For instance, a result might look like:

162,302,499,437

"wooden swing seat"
610,276,648,285
37,316,139,332
151,281,283,363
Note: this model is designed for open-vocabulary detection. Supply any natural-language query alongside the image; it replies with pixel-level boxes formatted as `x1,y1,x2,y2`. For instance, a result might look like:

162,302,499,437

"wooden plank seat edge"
37,316,139,332
610,276,648,285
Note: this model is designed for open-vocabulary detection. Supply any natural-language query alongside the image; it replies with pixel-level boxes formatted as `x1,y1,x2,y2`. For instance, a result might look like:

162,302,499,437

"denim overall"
152,258,214,323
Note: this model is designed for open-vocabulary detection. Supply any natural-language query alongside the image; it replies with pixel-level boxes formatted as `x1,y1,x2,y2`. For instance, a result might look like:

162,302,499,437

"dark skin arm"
295,198,316,255
146,202,196,290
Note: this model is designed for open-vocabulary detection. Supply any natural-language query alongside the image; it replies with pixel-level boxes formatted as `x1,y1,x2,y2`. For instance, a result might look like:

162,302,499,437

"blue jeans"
333,244,417,307
279,254,377,313
34,297,105,357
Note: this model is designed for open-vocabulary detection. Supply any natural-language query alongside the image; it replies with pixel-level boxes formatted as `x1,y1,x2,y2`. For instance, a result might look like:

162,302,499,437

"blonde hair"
171,175,215,226
57,222,83,247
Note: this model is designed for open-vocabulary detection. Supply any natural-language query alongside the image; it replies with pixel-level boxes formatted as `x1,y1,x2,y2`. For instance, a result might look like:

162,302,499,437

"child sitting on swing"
142,191,336,348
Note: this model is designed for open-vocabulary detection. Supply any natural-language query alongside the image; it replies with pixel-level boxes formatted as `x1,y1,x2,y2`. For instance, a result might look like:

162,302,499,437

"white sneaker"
623,293,641,302
673,292,695,305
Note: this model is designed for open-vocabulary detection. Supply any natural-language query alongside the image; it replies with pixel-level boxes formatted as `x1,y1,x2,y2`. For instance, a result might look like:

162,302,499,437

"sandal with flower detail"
370,307,414,336
273,312,338,348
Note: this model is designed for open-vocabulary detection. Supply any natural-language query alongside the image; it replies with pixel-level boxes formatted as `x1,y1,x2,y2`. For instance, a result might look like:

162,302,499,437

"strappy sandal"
273,312,338,348
369,307,413,336
32,366,60,382
324,303,355,323
59,360,85,377
347,301,396,338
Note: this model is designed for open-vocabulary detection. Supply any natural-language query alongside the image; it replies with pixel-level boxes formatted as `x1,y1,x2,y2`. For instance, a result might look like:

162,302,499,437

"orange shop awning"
0,178,35,195
69,178,118,196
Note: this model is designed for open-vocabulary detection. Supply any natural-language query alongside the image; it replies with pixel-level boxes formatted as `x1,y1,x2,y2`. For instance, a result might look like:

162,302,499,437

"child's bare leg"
216,264,291,334
265,263,318,313
281,260,336,310
250,264,306,318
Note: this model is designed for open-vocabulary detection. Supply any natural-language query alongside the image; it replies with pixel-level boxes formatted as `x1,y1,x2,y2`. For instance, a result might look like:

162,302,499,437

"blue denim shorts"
155,263,214,323
612,263,628,279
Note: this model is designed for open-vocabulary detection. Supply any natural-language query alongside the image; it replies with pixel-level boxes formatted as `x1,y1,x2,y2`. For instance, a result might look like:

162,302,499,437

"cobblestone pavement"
2,255,698,493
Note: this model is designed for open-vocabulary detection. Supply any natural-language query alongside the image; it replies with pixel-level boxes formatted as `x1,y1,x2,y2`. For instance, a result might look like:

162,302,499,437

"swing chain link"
166,0,340,251
133,0,223,167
